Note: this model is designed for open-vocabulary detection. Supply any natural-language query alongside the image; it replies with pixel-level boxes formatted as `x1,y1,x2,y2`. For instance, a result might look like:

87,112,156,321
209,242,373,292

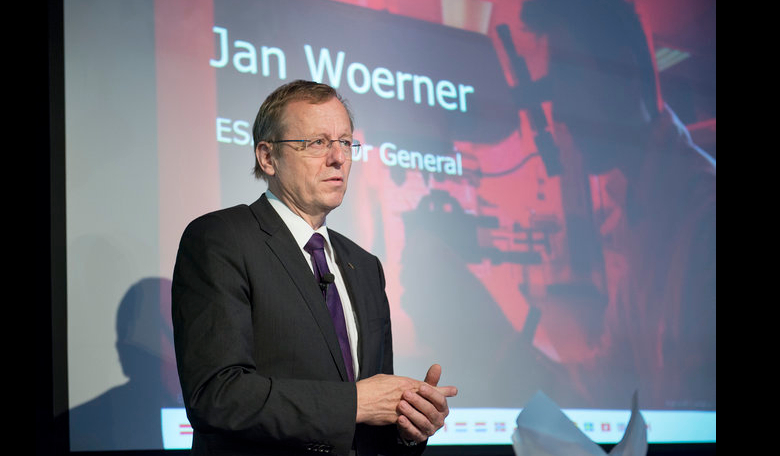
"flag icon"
583,422,594,432
179,423,193,436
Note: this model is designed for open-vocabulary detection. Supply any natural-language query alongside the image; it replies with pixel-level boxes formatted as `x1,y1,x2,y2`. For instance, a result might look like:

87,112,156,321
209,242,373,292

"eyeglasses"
268,138,361,159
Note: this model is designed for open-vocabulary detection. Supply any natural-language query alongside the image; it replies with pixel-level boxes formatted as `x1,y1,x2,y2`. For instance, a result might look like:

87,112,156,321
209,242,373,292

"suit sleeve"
172,212,356,455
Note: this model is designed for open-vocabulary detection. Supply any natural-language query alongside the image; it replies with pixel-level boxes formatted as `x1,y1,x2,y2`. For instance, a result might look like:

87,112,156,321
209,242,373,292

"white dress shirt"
266,191,360,380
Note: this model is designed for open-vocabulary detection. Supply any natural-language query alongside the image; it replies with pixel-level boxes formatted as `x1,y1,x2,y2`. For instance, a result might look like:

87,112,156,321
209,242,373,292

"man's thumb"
424,364,442,386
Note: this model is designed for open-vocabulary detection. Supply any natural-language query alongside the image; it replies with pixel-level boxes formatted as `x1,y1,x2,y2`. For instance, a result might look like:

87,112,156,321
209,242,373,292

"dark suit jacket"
172,194,424,456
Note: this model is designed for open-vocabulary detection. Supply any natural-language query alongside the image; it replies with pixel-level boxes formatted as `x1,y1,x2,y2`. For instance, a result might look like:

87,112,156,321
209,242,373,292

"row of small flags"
438,421,649,434
573,421,652,433
445,422,509,433
176,420,649,437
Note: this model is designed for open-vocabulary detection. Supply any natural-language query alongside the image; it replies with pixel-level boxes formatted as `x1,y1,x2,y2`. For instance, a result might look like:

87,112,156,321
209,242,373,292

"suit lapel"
249,195,351,381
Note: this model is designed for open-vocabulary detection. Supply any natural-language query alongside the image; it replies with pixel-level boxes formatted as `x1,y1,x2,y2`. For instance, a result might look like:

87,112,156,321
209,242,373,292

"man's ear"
256,142,276,177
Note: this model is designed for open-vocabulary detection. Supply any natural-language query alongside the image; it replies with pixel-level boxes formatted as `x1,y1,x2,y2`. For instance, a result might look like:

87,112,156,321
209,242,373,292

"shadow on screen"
68,277,182,451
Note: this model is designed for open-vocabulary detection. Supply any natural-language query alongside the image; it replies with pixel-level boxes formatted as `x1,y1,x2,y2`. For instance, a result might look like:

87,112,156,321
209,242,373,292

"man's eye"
310,139,326,147
339,140,351,147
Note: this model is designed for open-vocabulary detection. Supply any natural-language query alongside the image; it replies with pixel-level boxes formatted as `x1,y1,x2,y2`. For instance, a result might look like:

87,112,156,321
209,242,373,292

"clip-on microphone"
319,272,335,293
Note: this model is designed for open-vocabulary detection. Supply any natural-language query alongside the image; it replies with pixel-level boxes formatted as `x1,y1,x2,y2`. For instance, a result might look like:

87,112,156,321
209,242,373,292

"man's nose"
326,141,349,165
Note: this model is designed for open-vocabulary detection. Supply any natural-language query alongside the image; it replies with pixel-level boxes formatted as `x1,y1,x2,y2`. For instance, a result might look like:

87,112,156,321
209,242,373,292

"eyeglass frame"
266,138,361,159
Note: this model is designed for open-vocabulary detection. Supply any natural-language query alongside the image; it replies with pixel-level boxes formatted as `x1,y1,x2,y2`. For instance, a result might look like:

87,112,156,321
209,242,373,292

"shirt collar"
266,190,334,259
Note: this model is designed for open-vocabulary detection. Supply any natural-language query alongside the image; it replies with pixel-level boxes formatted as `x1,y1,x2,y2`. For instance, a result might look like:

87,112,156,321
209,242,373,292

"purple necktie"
304,233,354,382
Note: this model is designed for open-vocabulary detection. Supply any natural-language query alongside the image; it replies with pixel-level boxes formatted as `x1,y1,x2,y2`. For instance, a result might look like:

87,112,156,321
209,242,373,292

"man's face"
263,97,353,223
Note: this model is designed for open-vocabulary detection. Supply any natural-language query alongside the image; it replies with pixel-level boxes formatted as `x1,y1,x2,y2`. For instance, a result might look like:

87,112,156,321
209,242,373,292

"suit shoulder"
181,204,256,239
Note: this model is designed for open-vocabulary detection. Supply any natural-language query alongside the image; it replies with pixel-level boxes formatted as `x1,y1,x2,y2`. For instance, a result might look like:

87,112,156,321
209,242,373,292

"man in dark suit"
172,80,456,455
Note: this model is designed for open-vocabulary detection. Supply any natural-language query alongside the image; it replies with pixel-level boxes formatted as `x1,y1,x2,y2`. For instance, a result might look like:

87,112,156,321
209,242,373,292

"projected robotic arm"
496,24,562,177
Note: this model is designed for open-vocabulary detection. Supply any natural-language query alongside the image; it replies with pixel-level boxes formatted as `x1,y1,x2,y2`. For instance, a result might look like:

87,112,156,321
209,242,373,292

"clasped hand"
355,364,457,443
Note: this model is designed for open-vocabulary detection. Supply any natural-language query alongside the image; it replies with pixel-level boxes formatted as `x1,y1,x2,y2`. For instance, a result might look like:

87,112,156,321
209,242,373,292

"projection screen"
63,0,716,451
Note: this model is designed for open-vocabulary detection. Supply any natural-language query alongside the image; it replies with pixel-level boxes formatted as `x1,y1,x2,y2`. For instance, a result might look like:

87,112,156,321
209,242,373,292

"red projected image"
329,0,715,411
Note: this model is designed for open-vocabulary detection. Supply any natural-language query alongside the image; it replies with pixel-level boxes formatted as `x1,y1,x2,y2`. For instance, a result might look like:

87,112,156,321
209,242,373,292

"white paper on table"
511,390,648,456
